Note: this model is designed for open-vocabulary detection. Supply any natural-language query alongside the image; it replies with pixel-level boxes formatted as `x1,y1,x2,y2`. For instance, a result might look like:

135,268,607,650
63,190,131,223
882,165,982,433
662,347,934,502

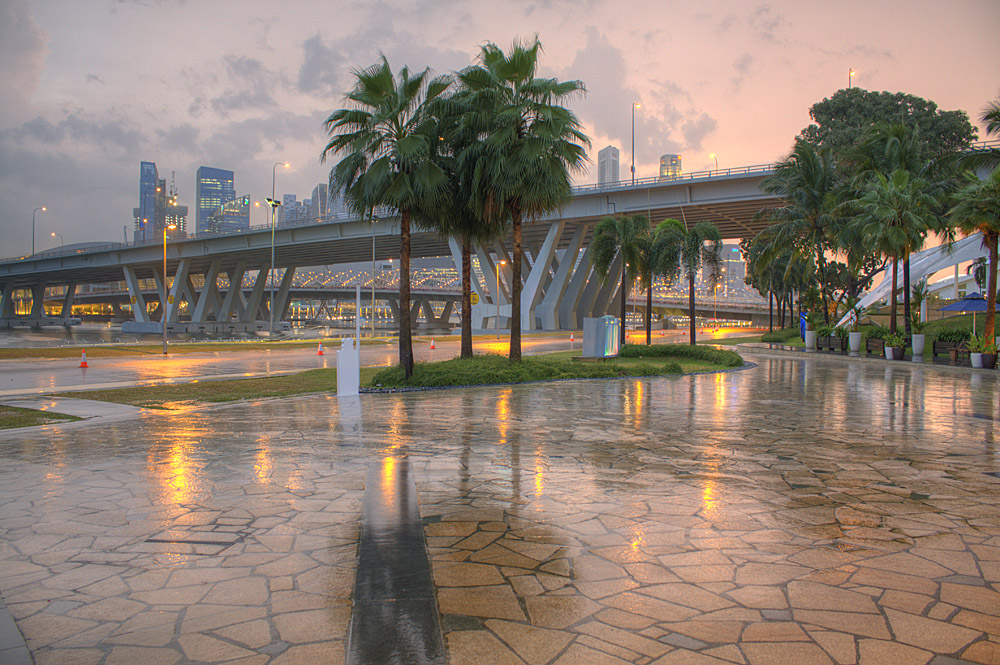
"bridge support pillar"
538,224,586,329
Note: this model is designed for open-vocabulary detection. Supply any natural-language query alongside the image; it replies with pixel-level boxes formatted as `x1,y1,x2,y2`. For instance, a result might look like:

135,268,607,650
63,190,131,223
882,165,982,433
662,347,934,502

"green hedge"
761,328,801,343
369,353,682,388
620,343,744,368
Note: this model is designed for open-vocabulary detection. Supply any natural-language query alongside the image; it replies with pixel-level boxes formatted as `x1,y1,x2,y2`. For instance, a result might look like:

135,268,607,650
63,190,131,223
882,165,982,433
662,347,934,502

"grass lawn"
0,338,396,361
0,405,80,430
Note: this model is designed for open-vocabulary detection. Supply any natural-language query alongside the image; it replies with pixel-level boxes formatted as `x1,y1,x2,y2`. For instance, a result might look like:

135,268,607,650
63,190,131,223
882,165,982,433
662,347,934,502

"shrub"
816,325,835,338
883,332,907,348
862,325,890,340
620,344,744,368
761,328,801,343
833,326,850,339
934,329,972,343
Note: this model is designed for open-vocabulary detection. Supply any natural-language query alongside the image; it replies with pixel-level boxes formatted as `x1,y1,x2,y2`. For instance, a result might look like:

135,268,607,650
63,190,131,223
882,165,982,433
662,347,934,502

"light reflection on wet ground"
0,354,997,663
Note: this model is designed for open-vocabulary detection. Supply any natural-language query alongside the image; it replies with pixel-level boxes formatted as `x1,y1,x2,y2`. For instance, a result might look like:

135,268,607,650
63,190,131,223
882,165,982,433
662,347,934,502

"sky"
1,0,998,256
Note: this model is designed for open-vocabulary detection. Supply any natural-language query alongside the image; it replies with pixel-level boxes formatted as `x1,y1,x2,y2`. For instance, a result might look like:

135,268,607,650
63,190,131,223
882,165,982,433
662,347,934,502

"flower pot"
848,332,861,356
885,347,904,361
804,330,817,351
982,353,997,370
911,333,925,357
971,352,984,369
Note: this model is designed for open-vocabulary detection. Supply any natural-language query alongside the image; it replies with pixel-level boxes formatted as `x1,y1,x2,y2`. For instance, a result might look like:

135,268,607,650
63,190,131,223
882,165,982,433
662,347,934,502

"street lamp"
50,232,63,249
710,153,718,173
496,260,506,339
849,68,855,88
162,223,177,354
631,102,640,186
31,207,46,255
371,214,379,340
268,162,289,340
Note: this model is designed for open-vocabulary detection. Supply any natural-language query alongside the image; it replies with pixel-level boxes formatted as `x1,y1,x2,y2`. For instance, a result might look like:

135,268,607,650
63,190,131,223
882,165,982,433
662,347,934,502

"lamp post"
631,102,640,186
31,207,46,255
496,260,506,340
268,162,289,340
710,153,718,173
162,223,177,354
50,232,63,249
371,214,380,340
849,68,855,88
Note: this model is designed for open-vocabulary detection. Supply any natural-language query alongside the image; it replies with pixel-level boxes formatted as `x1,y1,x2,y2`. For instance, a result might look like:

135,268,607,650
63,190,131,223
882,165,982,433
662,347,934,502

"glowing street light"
268,162,289,340
849,68,856,88
710,153,719,173
162,222,177,355
31,207,46,256
496,260,506,340
50,232,64,248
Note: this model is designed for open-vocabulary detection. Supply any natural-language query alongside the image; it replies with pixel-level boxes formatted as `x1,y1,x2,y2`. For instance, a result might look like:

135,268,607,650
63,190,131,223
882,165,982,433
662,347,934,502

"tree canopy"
799,88,977,158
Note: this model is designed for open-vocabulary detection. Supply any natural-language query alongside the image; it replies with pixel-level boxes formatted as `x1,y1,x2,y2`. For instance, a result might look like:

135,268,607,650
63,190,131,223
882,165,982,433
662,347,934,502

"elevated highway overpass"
1,165,780,333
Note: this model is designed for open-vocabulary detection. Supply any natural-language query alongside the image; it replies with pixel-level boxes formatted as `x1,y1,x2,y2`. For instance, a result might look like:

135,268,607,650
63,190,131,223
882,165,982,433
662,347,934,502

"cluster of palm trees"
590,215,723,347
321,38,589,378
745,99,1000,343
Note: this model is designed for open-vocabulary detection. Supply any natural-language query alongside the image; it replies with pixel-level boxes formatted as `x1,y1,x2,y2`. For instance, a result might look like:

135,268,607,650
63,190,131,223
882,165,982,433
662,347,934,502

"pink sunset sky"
1,0,998,254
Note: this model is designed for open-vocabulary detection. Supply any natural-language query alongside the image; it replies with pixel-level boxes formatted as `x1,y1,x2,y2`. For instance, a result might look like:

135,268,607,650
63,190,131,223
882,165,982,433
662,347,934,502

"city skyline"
1,0,998,254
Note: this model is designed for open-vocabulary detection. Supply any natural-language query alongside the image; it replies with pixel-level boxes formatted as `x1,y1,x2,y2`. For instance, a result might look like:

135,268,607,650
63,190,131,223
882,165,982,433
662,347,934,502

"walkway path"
0,353,997,664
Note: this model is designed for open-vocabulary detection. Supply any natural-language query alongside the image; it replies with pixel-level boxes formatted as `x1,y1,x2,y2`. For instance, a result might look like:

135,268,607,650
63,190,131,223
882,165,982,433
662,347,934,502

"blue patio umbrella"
937,292,1000,332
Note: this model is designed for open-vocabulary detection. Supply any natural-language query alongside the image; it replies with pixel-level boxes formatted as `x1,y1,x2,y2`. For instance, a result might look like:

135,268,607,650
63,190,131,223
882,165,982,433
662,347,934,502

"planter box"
911,334,925,357
848,332,862,355
984,353,998,370
885,347,904,361
804,330,817,350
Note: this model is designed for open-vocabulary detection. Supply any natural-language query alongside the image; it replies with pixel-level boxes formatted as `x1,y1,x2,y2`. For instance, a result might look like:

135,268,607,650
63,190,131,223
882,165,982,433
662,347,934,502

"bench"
932,340,970,365
865,338,885,356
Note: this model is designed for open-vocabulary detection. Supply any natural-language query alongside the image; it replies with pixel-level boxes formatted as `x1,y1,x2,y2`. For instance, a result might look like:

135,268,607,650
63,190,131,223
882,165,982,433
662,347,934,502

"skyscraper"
311,183,328,222
597,146,620,186
135,161,159,243
195,167,238,234
205,195,251,234
659,154,682,180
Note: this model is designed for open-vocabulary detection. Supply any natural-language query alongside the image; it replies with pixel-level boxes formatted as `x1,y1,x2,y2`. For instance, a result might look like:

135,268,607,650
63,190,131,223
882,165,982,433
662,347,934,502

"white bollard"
337,337,360,397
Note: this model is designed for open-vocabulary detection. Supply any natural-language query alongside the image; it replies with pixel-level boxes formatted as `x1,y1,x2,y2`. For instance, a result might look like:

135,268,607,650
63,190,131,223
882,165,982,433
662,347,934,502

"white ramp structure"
837,233,991,328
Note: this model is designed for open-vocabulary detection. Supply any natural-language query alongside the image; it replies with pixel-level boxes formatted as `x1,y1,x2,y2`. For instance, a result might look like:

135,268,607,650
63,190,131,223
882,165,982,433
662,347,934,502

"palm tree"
458,37,590,362
983,98,1000,137
758,140,840,324
591,214,651,346
949,166,1000,341
652,219,722,345
850,170,939,334
321,58,451,379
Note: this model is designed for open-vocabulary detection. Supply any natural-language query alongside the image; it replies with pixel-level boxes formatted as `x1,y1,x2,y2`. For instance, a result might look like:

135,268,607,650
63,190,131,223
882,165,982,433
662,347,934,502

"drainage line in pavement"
347,458,445,665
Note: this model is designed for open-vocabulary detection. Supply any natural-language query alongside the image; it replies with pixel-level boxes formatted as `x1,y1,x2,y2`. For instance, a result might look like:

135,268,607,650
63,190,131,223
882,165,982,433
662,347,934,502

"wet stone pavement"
0,354,998,665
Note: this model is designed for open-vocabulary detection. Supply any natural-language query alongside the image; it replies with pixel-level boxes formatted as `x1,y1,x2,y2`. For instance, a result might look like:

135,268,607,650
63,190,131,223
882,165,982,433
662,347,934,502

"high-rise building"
205,195,251,234
135,161,159,243
311,183,328,222
280,194,297,225
195,167,238,234
164,173,188,238
702,243,743,296
597,146,620,186
659,154,682,180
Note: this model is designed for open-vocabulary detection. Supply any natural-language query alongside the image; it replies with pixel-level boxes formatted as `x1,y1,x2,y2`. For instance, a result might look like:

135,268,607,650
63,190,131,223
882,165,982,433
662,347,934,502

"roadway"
0,328,755,398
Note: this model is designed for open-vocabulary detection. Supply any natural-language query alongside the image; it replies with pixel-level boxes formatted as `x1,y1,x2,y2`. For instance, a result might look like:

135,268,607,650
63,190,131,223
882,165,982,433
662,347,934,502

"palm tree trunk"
889,256,898,335
399,209,414,379
645,283,652,345
817,246,830,324
509,209,522,362
620,261,627,348
986,232,998,341
768,290,773,332
688,270,696,346
460,235,473,359
903,255,912,338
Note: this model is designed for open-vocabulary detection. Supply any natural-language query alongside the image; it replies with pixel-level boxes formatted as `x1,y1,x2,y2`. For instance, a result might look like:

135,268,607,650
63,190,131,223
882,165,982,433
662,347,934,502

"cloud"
0,1,50,126
86,74,105,84
730,53,755,90
12,112,144,153
209,56,286,115
748,5,787,43
681,112,717,151
298,33,346,96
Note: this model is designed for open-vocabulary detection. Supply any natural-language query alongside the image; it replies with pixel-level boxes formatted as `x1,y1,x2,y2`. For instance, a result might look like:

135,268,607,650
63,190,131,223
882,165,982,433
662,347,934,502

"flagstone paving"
0,354,998,664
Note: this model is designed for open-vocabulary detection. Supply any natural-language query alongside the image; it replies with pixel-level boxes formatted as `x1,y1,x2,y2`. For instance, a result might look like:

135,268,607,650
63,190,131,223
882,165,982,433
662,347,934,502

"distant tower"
598,146,620,186
659,154,682,180
195,167,238,234
164,172,188,238
135,161,158,243
311,183,328,221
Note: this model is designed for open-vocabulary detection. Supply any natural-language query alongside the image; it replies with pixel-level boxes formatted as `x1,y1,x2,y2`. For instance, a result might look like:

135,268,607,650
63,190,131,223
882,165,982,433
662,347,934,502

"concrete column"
520,220,564,329
166,258,191,323
191,260,222,323
29,283,46,318
276,267,296,319
60,283,76,318
0,282,13,319
242,268,269,323
123,265,150,323
538,224,586,329
218,263,247,322
560,240,596,329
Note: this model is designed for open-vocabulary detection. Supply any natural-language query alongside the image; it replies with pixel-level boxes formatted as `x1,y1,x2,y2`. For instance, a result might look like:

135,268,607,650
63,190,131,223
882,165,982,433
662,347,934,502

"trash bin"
582,315,621,358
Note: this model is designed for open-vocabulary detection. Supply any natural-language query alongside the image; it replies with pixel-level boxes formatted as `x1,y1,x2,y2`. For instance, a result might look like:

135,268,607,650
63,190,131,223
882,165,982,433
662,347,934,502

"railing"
571,163,778,195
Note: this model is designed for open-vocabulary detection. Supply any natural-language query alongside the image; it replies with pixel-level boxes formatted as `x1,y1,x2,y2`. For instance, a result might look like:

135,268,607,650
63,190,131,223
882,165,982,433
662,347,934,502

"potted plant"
803,311,821,351
884,332,906,360
909,312,927,360
968,334,998,369
833,325,849,353
846,297,864,356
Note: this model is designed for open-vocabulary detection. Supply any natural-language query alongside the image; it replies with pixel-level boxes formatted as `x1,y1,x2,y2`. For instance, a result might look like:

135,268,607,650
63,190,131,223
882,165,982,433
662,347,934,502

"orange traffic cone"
430,339,436,350
79,349,89,368
317,342,324,356
570,332,575,342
